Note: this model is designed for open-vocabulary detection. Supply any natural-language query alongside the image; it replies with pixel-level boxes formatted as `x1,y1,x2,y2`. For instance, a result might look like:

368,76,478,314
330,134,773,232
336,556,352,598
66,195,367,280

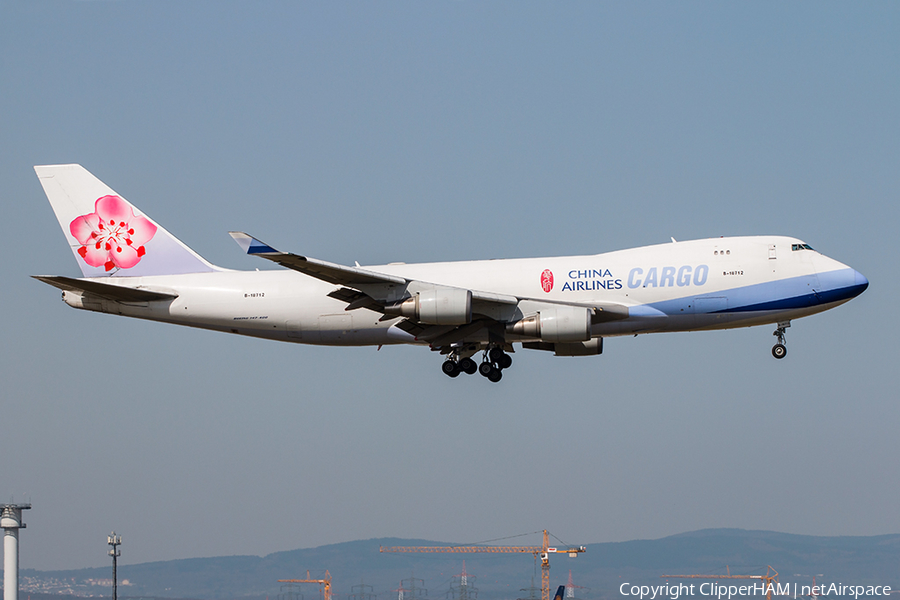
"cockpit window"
791,243,815,251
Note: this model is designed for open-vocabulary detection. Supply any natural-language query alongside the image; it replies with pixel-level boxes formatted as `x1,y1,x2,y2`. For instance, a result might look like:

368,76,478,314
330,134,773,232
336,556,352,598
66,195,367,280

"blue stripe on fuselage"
640,268,866,316
718,282,867,312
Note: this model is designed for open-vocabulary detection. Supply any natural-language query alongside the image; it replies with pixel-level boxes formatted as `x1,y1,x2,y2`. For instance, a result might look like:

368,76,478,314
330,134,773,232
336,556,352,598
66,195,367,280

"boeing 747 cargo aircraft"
33,165,868,382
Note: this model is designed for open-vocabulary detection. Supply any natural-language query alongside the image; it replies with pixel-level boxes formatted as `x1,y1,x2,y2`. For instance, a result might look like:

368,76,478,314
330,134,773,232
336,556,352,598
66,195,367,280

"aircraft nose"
814,265,868,304
854,269,869,295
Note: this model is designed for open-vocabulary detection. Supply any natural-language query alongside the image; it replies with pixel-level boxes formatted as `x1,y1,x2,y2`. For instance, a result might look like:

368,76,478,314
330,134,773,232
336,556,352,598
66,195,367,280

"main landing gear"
441,357,477,377
441,345,512,383
771,321,790,359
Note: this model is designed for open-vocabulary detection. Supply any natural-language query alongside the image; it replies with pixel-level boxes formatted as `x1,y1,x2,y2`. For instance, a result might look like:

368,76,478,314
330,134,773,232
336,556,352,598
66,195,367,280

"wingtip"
228,231,278,255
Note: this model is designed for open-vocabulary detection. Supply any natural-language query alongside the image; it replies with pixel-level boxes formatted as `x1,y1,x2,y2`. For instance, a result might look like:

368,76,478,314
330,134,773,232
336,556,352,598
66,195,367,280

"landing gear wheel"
479,361,494,377
459,357,477,375
489,347,504,363
771,322,789,359
442,360,460,377
487,367,503,383
497,353,512,370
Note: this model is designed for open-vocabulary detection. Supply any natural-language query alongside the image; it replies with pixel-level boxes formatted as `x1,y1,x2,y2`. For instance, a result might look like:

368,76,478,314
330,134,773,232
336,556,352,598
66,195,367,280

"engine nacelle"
385,286,472,325
506,306,591,343
522,338,603,356
554,337,603,356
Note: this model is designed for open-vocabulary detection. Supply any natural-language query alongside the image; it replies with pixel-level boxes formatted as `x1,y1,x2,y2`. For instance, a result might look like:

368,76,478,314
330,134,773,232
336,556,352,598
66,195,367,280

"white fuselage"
59,236,867,347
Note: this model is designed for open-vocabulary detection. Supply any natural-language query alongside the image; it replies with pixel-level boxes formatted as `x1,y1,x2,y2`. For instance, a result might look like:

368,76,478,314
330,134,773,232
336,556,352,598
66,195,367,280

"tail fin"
35,164,220,277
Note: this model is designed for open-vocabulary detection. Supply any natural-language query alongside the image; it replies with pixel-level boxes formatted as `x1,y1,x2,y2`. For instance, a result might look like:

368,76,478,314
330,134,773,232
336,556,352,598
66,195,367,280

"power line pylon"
564,570,589,600
661,566,780,600
446,561,477,600
279,570,333,600
380,530,585,600
349,581,376,600
517,571,540,600
394,576,429,600
279,582,304,600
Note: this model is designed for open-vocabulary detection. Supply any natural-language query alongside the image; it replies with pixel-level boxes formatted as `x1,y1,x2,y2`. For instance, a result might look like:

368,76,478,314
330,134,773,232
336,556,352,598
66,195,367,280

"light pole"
1,503,31,600
108,532,122,600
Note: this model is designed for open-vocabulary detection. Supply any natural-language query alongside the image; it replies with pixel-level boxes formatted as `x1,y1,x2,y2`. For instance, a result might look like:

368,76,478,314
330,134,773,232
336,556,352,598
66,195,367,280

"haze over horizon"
1,1,897,572
16,528,900,600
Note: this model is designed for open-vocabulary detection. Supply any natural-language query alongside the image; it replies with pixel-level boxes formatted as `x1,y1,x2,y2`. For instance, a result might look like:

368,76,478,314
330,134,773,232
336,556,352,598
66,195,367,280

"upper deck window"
792,243,814,251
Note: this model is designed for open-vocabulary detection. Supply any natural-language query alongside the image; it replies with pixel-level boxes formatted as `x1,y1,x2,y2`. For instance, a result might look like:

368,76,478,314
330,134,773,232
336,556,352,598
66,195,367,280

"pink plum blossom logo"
541,269,554,293
69,195,157,272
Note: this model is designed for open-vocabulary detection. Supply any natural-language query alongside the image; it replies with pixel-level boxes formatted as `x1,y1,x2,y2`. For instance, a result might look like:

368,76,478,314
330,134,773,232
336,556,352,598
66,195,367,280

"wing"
230,232,408,287
229,231,519,304
229,232,628,351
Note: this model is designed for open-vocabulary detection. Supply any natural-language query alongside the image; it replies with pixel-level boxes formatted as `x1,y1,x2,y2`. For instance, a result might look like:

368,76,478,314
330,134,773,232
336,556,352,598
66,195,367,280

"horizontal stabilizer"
33,275,178,302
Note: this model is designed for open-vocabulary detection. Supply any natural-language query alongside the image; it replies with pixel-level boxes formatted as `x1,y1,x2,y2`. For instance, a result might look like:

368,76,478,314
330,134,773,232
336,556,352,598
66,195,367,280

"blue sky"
1,2,898,571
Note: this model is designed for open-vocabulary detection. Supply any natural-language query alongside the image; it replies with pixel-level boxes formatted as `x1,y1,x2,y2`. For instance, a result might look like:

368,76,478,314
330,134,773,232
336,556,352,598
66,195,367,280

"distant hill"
16,529,900,600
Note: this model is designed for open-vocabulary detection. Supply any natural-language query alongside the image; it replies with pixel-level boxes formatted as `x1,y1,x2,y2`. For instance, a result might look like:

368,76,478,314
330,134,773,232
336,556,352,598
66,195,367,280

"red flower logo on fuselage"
541,269,554,293
70,195,157,272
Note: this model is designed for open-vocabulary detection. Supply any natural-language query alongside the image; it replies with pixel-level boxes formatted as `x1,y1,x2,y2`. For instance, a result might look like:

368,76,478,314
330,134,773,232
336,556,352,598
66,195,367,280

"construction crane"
380,530,585,600
661,566,780,600
279,570,333,600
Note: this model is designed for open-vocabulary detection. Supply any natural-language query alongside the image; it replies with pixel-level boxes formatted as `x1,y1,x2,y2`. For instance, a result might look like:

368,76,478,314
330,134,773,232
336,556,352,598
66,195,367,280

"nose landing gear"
771,321,790,359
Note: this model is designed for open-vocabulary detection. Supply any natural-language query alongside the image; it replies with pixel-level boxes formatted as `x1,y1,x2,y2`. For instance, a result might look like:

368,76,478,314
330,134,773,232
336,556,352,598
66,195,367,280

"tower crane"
661,566,780,600
380,530,585,600
279,570,333,600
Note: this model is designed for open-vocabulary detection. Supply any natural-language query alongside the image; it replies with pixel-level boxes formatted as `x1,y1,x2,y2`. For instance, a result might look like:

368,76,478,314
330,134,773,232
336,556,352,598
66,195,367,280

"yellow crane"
661,566,780,600
380,530,585,600
279,570,333,600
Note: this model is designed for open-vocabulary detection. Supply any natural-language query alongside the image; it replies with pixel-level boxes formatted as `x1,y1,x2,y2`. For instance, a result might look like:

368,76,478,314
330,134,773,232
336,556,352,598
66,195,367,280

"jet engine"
506,306,591,342
384,286,472,325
